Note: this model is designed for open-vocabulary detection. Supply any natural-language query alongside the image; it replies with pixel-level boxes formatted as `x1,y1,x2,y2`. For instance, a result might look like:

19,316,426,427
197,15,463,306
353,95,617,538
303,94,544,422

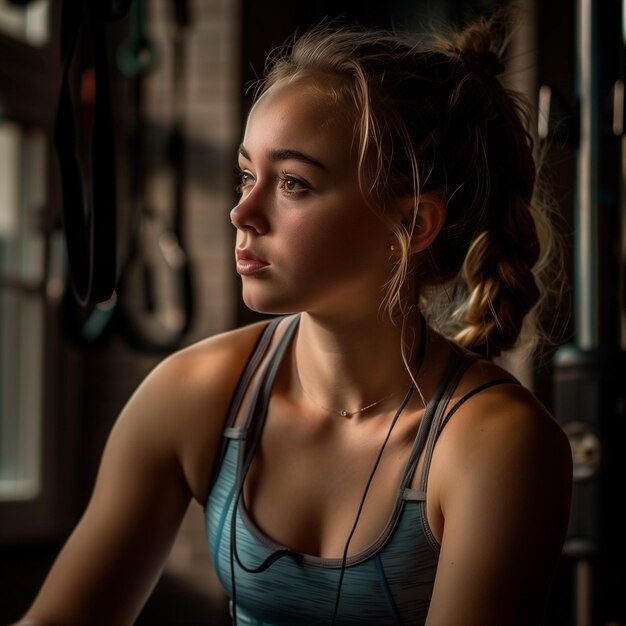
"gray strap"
398,347,471,499
238,315,301,486
223,315,284,431
402,488,426,502
223,427,246,440
206,315,283,500
418,348,475,493
239,315,300,433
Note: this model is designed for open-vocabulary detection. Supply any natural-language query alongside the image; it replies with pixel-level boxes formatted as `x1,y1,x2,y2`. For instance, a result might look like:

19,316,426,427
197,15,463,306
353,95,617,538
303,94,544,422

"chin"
241,291,297,316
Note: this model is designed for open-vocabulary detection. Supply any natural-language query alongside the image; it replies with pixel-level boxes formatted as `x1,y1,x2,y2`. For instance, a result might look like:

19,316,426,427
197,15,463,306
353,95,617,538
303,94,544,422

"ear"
401,193,445,255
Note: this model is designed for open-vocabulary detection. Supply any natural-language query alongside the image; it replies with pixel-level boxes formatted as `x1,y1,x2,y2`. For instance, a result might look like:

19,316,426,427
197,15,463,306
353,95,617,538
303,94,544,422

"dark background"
3,0,624,624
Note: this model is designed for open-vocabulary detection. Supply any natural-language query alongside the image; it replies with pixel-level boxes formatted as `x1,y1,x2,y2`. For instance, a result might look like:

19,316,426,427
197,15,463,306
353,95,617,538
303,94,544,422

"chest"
241,399,428,559
204,437,439,626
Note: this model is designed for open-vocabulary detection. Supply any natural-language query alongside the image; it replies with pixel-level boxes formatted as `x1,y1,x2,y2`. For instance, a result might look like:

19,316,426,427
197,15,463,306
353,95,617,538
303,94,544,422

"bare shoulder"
432,355,573,544
431,357,572,500
113,317,275,503
425,358,573,624
119,318,272,426
149,317,273,398
437,358,572,471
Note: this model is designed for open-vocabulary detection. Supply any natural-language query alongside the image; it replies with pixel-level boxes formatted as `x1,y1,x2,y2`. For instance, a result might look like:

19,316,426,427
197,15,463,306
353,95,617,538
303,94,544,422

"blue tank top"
205,315,476,625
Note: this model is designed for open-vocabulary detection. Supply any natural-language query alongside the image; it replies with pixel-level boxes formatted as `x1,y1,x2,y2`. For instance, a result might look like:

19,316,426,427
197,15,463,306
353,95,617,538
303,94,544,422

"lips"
236,248,270,275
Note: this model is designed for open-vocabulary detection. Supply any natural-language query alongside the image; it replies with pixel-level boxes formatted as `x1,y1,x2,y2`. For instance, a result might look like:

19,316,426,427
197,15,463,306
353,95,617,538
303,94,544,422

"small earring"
388,243,396,252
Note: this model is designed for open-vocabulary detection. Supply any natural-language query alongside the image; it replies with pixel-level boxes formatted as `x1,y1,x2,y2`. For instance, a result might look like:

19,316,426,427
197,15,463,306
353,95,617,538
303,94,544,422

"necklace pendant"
340,410,348,417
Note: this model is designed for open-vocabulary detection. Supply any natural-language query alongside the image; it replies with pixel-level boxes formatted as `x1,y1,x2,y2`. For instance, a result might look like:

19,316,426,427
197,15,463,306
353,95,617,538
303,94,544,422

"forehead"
242,80,356,166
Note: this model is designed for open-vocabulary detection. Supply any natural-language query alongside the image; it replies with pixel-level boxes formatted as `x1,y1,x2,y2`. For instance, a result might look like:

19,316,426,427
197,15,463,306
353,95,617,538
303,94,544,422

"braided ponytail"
422,11,557,357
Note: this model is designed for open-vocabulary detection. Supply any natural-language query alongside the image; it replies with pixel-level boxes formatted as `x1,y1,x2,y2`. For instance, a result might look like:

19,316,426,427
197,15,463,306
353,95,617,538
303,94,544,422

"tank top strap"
223,315,285,433
416,347,477,494
237,315,301,482
207,315,294,495
398,346,475,500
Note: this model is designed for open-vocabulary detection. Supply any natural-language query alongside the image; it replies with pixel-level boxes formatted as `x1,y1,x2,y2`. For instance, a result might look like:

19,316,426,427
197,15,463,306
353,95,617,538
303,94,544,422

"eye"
278,172,309,195
234,166,255,194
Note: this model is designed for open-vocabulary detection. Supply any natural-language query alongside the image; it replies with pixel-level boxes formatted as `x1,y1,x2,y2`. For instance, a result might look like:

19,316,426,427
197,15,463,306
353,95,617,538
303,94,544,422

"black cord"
328,384,414,625
228,317,301,625
228,435,303,625
330,313,427,624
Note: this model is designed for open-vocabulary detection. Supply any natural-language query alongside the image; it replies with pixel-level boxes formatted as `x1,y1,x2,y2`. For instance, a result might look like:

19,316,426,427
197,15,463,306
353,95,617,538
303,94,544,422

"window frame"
0,1,77,542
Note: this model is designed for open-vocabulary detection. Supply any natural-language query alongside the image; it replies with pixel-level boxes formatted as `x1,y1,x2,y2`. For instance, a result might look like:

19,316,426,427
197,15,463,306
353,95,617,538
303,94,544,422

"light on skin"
232,80,393,318
231,80,444,408
230,78,446,414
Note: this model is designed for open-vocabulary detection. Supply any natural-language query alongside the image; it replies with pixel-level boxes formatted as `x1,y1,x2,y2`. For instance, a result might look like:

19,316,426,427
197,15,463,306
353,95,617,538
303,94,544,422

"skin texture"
16,80,572,626
233,82,393,318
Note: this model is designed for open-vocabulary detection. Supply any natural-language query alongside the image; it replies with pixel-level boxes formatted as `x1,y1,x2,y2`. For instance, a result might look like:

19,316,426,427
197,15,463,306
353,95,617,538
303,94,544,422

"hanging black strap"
54,0,131,305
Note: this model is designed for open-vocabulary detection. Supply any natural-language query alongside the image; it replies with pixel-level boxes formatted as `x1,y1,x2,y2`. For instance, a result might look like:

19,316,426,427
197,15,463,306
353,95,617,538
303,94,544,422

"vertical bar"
571,0,598,622
621,0,626,349
575,0,599,349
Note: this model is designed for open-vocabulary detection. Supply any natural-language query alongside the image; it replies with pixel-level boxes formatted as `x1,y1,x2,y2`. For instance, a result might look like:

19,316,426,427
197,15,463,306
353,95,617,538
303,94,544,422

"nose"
229,195,269,234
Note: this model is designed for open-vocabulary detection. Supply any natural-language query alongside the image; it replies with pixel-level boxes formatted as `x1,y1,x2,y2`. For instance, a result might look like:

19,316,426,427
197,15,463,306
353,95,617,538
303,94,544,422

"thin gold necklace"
298,314,428,418
300,386,396,418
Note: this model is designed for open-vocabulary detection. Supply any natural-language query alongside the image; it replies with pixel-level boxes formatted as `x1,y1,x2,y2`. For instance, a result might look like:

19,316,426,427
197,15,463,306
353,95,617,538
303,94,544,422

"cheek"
285,215,388,281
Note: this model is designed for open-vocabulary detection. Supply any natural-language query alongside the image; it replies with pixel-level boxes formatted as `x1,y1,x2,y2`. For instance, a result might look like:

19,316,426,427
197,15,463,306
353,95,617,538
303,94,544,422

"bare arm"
425,383,573,626
13,353,195,626
12,322,267,626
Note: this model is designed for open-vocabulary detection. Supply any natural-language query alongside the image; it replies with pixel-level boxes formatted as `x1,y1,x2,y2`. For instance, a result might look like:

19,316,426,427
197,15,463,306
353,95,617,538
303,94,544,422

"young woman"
14,11,572,626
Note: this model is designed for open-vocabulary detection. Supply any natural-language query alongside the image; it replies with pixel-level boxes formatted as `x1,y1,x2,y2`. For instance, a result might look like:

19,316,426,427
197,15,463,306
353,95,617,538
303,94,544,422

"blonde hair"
257,11,560,359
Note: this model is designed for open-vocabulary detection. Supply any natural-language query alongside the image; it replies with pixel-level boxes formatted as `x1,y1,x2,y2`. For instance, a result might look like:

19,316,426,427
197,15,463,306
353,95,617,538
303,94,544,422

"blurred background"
0,0,624,624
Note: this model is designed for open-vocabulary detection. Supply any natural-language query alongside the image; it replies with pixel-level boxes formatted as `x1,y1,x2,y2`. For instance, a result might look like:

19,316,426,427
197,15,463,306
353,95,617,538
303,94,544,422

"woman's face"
231,79,393,319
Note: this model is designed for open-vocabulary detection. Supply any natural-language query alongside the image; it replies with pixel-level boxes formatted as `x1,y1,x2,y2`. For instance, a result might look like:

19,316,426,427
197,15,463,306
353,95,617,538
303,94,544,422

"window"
0,0,66,541
0,121,47,502
0,0,50,47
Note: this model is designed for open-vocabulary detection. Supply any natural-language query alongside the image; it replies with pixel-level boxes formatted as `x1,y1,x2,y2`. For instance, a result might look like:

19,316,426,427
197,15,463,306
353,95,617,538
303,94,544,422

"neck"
291,310,423,416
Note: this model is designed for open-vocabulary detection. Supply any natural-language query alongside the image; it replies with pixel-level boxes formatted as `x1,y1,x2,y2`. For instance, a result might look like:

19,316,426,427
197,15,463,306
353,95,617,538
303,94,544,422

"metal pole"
559,1,602,624
575,0,598,350
569,1,598,619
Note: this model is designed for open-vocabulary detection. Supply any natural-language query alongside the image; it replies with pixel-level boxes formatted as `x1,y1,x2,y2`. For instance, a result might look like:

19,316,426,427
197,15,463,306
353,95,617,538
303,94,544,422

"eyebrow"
238,144,328,172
